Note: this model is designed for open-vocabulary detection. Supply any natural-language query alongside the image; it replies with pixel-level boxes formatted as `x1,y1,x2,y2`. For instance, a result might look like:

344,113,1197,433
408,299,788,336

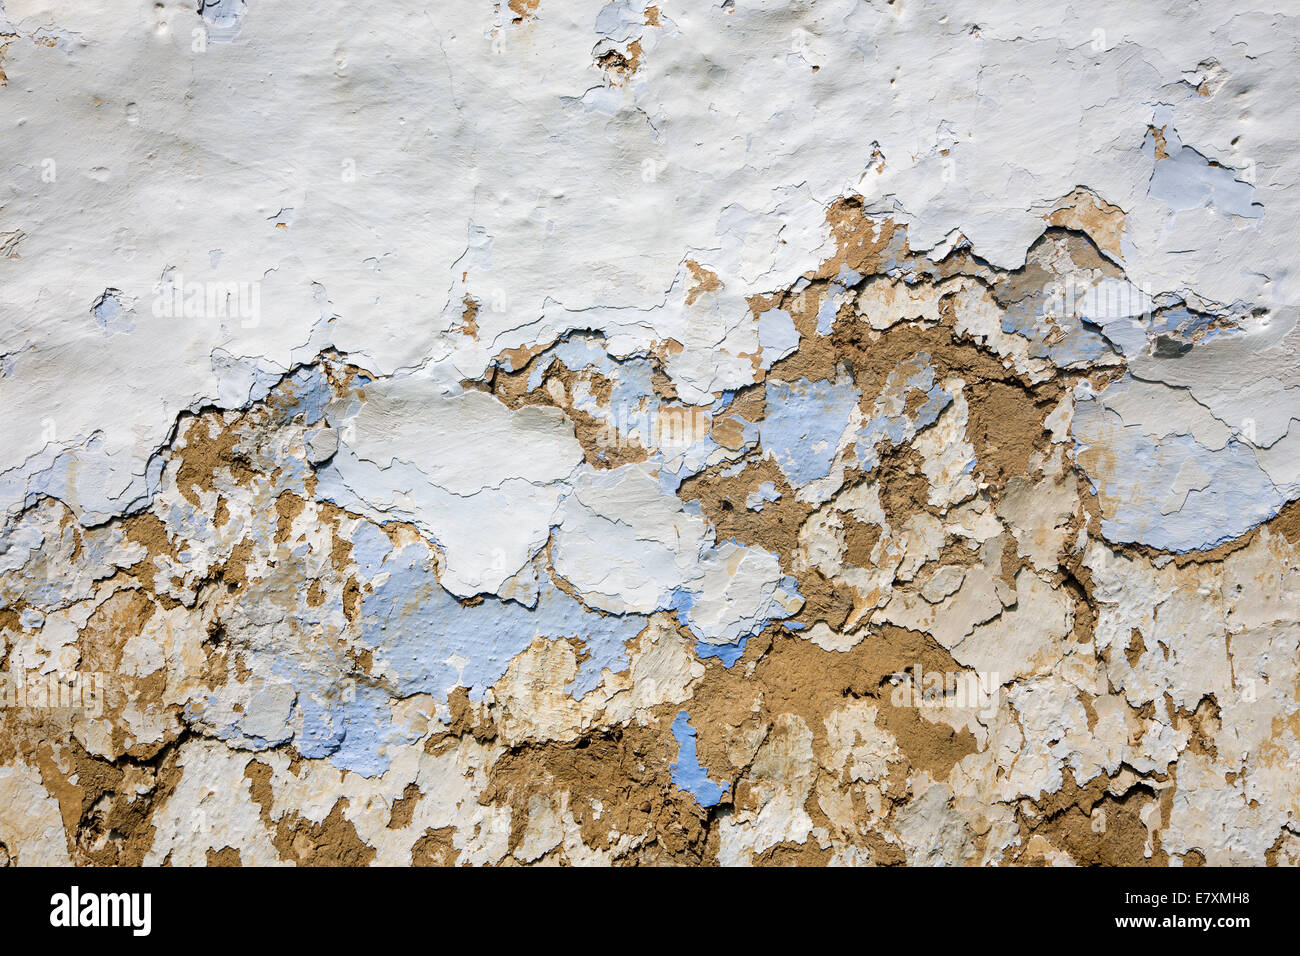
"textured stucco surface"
1,0,1299,865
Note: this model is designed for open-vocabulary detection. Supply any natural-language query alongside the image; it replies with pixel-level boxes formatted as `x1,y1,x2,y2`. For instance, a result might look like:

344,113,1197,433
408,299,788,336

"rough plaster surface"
1,0,1299,866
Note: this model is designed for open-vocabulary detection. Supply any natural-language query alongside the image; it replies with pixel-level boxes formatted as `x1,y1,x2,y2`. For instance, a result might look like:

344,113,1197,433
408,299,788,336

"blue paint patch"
1146,304,1227,346
1072,379,1290,551
348,522,393,576
654,427,726,491
758,308,800,368
762,377,861,486
670,711,729,807
296,690,348,760
280,366,332,425
669,587,696,628
814,265,864,336
835,264,864,288
1001,295,1110,368
696,637,746,668
356,542,649,704
91,290,133,337
745,480,781,511
210,524,650,777
325,682,420,778
854,353,952,471
1146,111,1262,219
815,295,839,337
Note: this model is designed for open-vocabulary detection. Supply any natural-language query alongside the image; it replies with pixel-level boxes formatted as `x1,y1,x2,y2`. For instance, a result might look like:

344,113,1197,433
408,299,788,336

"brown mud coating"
1,198,1290,867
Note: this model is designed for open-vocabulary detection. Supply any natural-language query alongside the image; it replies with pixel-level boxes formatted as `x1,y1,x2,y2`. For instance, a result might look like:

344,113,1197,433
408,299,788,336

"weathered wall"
1,0,1298,865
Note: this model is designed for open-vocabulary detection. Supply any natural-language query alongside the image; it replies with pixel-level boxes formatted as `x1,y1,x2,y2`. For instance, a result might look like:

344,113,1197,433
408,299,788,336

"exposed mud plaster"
1,0,1299,866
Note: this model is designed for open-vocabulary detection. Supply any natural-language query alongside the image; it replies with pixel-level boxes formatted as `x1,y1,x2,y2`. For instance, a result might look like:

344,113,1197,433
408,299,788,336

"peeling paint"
1,0,1298,868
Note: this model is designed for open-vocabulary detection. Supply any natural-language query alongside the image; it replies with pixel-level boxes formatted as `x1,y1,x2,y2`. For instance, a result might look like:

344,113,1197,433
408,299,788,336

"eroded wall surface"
1,0,1299,866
